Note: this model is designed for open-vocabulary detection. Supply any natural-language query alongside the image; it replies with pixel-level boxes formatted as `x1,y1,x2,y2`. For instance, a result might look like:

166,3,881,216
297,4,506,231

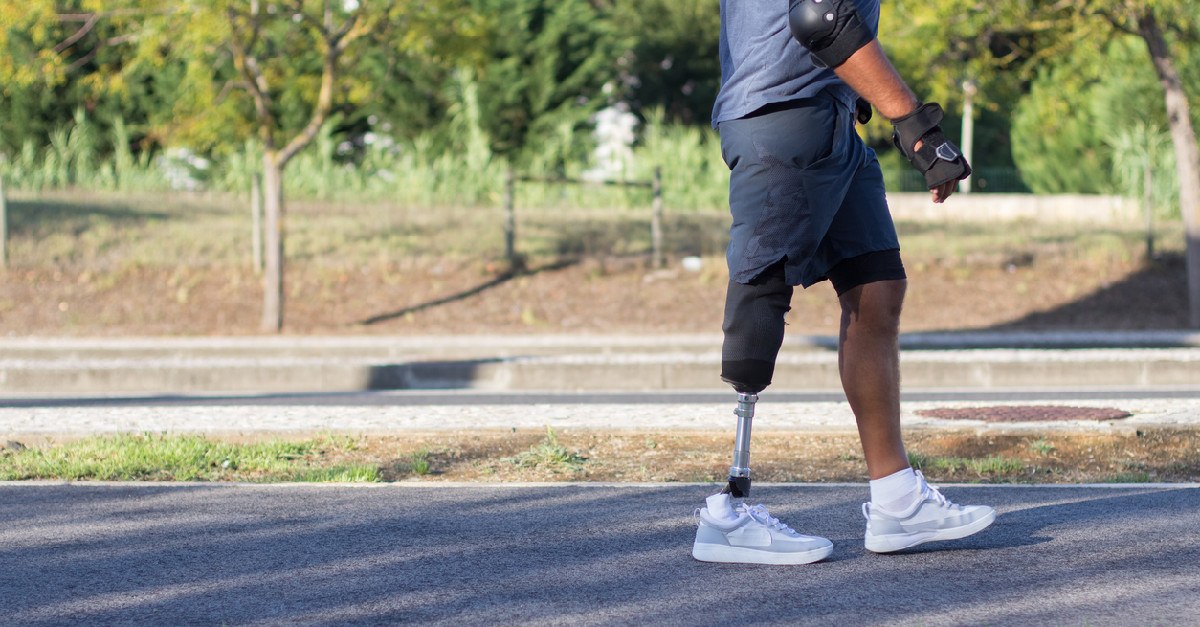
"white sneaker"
692,501,833,565
863,471,996,553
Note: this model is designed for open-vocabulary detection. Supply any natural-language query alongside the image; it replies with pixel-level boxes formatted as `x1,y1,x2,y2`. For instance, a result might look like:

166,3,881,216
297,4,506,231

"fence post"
1143,155,1154,260
0,173,7,269
251,172,264,274
651,166,664,268
504,166,516,264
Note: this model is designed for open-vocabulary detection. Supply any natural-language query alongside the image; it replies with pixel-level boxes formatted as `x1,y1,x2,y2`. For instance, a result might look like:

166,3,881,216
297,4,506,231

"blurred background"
0,0,1196,335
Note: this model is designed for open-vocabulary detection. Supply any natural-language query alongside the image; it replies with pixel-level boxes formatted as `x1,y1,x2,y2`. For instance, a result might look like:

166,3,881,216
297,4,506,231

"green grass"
2,189,1184,273
1030,438,1057,456
908,452,1026,478
403,449,432,476
1104,472,1156,483
510,426,587,471
0,433,379,482
0,114,729,211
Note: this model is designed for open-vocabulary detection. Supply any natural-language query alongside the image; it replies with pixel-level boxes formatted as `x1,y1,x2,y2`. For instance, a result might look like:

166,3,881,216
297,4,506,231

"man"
691,0,995,565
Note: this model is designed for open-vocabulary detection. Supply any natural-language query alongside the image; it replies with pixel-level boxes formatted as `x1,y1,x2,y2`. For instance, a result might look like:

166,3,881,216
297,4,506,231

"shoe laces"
915,470,953,508
863,471,958,520
737,503,800,536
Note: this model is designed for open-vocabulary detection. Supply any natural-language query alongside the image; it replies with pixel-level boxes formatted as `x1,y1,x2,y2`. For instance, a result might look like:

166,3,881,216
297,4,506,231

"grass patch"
908,451,1026,478
510,426,587,471
1030,438,1057,456
399,449,432,476
2,430,1200,484
0,433,379,482
1104,472,1156,483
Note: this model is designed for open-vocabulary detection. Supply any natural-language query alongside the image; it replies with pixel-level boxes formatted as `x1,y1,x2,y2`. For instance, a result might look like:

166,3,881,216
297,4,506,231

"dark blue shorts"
719,93,901,288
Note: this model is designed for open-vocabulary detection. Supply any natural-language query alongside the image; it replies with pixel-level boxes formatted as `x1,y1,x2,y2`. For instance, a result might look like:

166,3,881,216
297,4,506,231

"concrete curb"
3,347,1199,395
2,332,1199,396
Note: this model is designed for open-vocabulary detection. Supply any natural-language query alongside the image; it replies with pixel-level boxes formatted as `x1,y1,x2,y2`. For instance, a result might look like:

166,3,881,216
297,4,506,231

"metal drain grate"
914,406,1132,423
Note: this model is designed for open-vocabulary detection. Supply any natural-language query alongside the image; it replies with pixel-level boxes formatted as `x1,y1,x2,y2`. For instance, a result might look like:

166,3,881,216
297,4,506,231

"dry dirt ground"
284,428,1200,485
0,250,1190,336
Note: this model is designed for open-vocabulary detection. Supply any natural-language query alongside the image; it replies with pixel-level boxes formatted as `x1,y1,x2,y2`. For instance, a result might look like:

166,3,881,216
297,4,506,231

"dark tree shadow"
5,199,186,236
981,252,1189,332
355,258,579,326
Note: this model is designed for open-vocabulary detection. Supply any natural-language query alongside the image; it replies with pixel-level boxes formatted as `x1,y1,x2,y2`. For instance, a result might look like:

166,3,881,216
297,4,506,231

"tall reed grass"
0,106,1171,215
0,106,731,212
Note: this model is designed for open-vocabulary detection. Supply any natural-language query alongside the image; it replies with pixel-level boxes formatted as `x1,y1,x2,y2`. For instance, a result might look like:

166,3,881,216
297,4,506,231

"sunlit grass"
908,452,1026,478
3,190,1182,273
0,433,379,482
510,426,587,471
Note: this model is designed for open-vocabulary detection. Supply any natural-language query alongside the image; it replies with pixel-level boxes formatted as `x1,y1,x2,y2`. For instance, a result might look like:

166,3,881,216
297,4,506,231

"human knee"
839,280,906,332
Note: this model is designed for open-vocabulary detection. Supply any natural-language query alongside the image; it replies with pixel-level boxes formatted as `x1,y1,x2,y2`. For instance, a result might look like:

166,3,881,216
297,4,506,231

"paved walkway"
3,482,1198,626
1,393,1198,440
2,331,1198,439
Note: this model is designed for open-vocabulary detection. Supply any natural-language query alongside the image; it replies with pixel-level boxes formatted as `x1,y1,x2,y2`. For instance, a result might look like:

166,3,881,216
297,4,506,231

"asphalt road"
3,483,1198,626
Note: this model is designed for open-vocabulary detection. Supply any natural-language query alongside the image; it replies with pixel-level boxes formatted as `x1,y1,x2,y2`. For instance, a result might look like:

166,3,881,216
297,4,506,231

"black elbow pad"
788,0,875,69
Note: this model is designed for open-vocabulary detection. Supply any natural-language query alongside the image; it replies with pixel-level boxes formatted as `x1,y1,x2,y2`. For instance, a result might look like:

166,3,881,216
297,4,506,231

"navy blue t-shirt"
711,0,880,127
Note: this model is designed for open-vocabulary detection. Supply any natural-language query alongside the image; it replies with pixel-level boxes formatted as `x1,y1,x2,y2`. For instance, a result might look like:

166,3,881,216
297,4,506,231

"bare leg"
838,279,910,480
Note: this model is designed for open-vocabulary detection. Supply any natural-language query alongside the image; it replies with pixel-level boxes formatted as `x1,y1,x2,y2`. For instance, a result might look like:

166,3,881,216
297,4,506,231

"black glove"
891,102,971,189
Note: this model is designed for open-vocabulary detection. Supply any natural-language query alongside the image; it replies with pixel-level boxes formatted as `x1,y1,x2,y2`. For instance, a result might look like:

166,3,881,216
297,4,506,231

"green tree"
1026,0,1200,326
887,0,1200,327
1009,37,1176,194
874,0,1050,170
610,0,721,125
6,1,481,331
467,0,625,169
0,2,148,174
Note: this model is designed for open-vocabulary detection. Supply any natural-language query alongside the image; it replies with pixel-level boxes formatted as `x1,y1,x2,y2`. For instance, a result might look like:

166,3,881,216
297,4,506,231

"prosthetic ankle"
721,392,758,498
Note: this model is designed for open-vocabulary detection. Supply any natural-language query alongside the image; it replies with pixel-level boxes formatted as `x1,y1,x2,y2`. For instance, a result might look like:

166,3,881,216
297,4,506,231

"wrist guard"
891,103,971,189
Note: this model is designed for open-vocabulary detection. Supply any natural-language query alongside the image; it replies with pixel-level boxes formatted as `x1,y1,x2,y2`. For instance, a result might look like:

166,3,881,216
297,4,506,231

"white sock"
870,467,922,514
705,493,739,522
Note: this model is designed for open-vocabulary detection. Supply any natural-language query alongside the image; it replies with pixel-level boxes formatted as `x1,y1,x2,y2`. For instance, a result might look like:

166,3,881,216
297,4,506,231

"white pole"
961,80,977,193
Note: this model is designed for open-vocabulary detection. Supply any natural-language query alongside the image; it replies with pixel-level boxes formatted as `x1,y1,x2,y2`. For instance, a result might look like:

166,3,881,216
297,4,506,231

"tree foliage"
0,0,1196,199
461,0,625,165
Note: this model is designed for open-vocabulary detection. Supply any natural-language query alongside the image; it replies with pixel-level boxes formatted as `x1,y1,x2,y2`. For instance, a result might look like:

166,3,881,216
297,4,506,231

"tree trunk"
260,152,284,332
1138,10,1200,328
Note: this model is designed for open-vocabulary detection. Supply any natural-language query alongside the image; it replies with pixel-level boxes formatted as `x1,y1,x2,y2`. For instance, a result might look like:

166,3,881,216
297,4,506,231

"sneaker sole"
692,542,833,565
865,509,997,553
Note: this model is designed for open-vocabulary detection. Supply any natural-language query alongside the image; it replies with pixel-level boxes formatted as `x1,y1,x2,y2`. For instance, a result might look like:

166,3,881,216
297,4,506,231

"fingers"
930,180,958,204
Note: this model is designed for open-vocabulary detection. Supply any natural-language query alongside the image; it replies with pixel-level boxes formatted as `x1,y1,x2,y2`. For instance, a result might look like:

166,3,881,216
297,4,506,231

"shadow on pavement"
0,484,1197,625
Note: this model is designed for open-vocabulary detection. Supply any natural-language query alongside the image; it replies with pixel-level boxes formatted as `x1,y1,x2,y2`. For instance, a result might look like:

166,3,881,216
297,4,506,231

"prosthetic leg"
723,392,758,498
718,261,792,499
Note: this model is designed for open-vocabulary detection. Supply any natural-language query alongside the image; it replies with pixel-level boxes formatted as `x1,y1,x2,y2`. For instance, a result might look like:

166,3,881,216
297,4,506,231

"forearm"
785,0,969,199
831,40,918,120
